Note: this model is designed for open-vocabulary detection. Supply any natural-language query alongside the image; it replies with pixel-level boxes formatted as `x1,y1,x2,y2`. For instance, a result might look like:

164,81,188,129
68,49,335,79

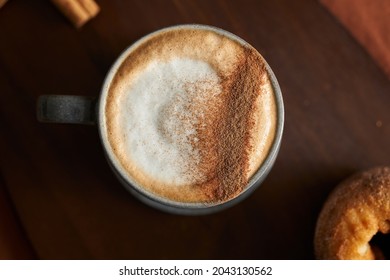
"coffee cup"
37,24,284,215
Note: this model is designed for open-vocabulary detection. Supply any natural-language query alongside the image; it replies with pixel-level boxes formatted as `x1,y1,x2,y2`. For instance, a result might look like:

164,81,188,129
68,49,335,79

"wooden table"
0,0,389,259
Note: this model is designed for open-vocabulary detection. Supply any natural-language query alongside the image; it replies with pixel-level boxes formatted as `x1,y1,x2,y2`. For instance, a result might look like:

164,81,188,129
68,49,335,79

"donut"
314,166,390,259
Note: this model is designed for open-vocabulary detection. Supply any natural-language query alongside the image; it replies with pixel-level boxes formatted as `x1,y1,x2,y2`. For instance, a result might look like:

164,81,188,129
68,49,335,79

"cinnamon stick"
0,0,8,9
51,0,100,28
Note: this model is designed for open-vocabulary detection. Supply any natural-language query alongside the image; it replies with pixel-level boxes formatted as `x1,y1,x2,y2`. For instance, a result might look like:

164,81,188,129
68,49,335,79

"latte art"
104,26,277,203
121,58,221,186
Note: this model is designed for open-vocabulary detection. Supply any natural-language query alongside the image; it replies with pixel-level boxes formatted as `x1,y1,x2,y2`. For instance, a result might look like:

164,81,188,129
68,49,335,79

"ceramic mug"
37,24,284,215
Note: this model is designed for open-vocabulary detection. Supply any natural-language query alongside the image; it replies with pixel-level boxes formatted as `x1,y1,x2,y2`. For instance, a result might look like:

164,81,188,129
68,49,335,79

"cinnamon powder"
194,48,267,202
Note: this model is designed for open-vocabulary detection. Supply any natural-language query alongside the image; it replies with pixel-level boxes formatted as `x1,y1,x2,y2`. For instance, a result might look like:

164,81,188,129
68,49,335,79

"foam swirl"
104,27,277,203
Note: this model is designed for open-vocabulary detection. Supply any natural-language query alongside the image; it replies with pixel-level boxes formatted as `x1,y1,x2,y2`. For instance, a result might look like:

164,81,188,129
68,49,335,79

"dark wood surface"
0,0,389,259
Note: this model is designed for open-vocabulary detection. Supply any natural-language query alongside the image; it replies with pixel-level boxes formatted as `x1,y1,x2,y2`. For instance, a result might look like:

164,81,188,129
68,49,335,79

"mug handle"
37,95,97,125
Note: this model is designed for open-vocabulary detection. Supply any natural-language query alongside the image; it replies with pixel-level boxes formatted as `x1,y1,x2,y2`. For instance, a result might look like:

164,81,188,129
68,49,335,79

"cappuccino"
103,26,277,204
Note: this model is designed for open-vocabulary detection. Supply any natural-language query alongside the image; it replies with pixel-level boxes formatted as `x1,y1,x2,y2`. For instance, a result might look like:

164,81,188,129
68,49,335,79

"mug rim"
97,24,284,214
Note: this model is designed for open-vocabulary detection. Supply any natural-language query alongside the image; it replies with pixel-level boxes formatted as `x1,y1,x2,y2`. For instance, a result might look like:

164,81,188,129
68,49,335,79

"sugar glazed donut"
314,166,390,259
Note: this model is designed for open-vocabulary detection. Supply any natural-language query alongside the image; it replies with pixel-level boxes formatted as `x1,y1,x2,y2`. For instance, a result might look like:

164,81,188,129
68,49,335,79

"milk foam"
104,26,278,203
119,58,221,186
